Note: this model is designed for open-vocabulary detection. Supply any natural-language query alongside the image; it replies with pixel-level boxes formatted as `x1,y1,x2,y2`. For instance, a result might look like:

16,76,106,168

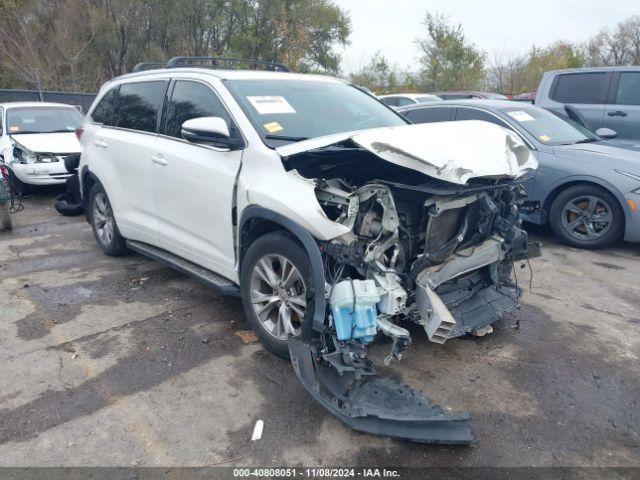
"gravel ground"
0,188,639,468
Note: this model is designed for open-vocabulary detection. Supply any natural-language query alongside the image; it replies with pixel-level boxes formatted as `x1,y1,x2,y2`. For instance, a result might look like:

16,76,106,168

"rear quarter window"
113,81,168,133
551,73,609,104
90,88,118,125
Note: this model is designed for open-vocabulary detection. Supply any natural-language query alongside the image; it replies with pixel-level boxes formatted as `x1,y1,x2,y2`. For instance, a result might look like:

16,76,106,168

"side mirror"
181,117,244,150
595,127,618,139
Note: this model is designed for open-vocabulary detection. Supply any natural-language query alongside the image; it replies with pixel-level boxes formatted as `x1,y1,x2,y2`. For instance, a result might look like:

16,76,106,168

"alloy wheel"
249,254,306,340
92,192,115,245
561,195,613,241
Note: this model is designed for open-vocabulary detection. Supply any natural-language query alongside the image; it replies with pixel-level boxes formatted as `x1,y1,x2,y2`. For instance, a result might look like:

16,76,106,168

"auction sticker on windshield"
248,96,296,114
507,110,535,122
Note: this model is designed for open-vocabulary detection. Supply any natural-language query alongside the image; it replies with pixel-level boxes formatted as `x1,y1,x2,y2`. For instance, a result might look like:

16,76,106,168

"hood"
554,142,640,174
10,132,80,154
277,121,537,185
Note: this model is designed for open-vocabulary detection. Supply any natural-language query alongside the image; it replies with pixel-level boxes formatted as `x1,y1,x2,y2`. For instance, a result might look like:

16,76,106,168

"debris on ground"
251,419,264,441
234,330,258,344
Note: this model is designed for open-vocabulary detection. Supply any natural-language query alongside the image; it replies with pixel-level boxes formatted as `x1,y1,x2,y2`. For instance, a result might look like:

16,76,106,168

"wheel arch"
80,166,100,222
542,176,628,231
238,205,326,339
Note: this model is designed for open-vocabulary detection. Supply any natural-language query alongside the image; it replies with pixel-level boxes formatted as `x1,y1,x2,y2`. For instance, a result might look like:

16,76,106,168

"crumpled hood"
11,132,80,154
277,121,537,185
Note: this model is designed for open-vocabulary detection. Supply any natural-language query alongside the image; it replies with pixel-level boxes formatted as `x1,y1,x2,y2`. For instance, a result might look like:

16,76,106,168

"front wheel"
549,184,624,249
240,232,313,358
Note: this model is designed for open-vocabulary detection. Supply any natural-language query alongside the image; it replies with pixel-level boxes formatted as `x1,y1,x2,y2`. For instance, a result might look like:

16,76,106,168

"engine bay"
283,140,539,444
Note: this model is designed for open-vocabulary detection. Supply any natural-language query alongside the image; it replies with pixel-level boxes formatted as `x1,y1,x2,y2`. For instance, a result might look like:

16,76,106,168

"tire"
88,183,128,256
549,184,624,249
240,232,314,358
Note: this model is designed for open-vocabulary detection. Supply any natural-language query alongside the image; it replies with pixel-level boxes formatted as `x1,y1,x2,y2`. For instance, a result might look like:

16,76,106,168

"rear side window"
404,106,453,123
381,97,399,107
164,81,231,139
395,97,415,106
615,72,640,105
552,73,609,104
456,108,509,128
91,88,118,125
113,81,167,133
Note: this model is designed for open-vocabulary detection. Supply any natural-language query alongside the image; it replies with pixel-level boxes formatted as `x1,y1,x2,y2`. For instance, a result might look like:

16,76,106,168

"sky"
335,0,637,73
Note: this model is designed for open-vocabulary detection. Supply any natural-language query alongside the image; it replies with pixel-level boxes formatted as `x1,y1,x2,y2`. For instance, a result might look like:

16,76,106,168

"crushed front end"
279,122,540,444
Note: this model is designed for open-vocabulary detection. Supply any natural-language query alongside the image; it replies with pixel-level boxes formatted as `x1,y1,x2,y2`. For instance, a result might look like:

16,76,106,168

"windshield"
7,107,84,134
498,106,598,145
225,79,407,147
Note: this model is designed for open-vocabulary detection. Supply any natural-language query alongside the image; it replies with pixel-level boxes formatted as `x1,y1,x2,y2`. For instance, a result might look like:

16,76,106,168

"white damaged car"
0,102,83,193
79,58,540,444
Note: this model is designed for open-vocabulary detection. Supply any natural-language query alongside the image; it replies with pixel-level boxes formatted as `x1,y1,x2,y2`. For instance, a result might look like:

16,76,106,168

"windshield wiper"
265,134,310,142
573,138,599,144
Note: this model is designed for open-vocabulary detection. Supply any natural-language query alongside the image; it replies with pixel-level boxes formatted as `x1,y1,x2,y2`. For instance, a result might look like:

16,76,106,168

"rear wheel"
89,183,128,256
240,232,313,358
549,184,624,249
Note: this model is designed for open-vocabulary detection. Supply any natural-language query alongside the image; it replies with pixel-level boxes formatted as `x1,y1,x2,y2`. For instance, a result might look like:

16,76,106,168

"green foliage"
416,12,486,91
0,0,350,91
348,52,417,94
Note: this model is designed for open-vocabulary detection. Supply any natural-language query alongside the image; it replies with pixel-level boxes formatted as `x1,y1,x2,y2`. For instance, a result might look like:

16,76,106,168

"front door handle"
93,138,108,148
607,110,627,117
151,154,168,166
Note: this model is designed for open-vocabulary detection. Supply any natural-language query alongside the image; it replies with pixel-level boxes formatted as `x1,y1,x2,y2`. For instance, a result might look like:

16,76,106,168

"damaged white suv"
79,58,539,444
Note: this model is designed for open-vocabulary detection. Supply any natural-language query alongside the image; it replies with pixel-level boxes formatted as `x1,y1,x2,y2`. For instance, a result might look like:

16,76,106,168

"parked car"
0,102,83,194
378,93,441,107
514,91,536,101
431,91,508,100
398,100,640,249
536,67,640,141
78,57,539,444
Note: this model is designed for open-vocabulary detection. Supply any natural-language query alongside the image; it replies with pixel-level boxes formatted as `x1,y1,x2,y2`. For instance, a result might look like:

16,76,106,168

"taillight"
75,127,84,141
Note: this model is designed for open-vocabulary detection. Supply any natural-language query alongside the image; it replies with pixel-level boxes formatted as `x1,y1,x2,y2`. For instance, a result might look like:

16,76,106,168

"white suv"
79,57,538,444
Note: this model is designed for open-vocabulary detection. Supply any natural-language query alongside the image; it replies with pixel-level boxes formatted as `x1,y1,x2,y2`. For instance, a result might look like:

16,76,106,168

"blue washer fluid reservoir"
329,279,381,343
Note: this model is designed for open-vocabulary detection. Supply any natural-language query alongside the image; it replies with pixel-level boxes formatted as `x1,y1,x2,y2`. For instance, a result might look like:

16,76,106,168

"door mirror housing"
595,127,618,139
181,117,244,150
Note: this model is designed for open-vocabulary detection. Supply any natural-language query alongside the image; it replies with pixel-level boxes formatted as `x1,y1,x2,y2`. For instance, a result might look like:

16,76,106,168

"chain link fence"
0,89,96,113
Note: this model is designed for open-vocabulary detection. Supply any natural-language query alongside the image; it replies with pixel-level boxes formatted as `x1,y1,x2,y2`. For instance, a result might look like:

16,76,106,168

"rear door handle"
93,138,108,148
151,154,168,166
607,110,627,117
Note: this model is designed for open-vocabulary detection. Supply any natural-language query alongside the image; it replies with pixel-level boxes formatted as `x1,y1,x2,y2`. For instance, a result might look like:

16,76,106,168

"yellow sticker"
263,121,283,133
9,126,20,132
539,134,551,142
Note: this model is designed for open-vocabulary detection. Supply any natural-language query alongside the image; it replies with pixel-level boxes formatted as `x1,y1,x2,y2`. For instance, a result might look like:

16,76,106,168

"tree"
487,49,529,94
586,15,640,66
348,52,413,93
416,12,486,91
0,0,351,92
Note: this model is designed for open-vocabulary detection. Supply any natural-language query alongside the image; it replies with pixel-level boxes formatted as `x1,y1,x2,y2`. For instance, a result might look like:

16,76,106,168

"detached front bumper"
416,236,519,343
10,162,72,185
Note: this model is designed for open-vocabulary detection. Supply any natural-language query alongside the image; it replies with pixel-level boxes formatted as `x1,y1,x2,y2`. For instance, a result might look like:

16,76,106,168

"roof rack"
165,56,289,72
131,62,166,73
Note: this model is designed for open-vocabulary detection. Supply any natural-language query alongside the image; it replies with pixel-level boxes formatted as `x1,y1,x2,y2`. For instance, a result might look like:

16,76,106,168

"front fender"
541,174,632,227
238,205,327,338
